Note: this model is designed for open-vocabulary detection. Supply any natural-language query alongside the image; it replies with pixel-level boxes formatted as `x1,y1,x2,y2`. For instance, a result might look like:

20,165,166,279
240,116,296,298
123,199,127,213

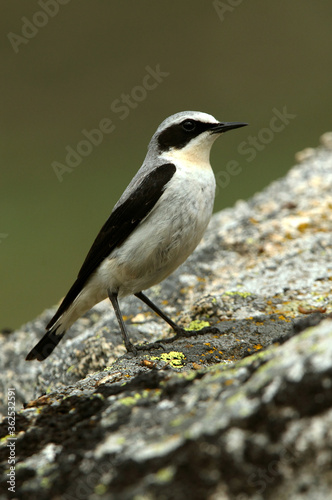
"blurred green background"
1,1,332,330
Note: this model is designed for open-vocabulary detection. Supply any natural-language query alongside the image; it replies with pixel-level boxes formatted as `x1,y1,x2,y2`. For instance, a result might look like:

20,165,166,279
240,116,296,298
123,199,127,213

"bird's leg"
135,291,219,347
108,290,137,355
109,290,220,354
135,291,182,333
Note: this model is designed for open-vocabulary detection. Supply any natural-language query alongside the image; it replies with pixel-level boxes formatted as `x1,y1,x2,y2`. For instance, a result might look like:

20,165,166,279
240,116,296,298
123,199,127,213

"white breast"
98,159,216,297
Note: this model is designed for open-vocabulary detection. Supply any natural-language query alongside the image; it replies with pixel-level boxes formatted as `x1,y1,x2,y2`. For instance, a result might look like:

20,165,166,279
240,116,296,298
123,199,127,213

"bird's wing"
78,163,176,279
47,163,176,329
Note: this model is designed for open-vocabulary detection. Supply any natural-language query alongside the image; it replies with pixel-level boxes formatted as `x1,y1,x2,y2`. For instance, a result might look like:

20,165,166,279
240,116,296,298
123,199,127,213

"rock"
0,135,332,499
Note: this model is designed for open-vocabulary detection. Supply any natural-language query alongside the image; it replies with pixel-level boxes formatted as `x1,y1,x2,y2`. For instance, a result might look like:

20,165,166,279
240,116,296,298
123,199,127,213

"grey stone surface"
0,136,332,499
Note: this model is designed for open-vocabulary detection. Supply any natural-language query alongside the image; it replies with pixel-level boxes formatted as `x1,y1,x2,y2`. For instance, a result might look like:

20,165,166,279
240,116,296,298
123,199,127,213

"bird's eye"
182,119,196,132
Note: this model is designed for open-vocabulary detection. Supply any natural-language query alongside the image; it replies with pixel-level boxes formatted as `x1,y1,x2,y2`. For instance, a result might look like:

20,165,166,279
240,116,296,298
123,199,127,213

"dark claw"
124,341,138,355
125,325,220,353
135,341,166,352
160,325,220,343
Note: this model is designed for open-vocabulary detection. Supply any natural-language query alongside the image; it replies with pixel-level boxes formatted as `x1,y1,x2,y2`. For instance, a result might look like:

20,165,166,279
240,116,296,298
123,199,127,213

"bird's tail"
26,274,106,361
26,323,66,361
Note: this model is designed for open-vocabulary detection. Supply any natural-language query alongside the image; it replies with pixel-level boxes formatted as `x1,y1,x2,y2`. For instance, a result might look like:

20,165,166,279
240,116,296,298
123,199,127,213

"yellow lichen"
150,351,186,368
185,320,210,331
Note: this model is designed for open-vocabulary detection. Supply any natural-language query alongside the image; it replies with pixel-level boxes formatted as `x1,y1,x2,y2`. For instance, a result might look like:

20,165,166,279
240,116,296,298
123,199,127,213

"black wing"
47,163,176,329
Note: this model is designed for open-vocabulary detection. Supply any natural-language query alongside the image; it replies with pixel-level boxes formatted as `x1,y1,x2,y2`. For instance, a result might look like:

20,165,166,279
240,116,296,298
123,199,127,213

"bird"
26,111,247,361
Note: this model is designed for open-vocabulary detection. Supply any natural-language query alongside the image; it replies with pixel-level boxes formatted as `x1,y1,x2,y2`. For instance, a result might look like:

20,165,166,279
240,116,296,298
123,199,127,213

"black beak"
211,122,248,134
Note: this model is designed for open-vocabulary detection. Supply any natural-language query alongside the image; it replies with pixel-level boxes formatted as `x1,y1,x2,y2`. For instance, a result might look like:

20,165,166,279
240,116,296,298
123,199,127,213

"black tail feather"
26,328,65,361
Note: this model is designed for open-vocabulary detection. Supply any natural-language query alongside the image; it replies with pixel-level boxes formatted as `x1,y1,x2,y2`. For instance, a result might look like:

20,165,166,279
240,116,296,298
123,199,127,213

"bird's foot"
124,340,138,355
123,339,166,354
127,325,220,354
135,341,166,352
158,325,220,344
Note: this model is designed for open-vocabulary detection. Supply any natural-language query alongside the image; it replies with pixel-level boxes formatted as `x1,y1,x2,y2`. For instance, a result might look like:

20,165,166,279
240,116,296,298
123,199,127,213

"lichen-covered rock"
0,135,332,499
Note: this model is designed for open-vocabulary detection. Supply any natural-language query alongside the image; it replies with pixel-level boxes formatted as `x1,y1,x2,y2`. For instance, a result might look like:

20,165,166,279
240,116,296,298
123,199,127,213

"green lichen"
0,435,12,444
120,393,142,406
177,370,196,381
40,477,52,489
94,483,107,495
225,391,257,418
170,416,185,427
116,436,126,445
154,466,176,483
185,320,210,331
92,393,104,401
223,291,252,298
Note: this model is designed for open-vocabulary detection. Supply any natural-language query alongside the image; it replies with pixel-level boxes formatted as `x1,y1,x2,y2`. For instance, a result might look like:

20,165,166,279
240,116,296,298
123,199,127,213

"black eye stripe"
157,120,214,152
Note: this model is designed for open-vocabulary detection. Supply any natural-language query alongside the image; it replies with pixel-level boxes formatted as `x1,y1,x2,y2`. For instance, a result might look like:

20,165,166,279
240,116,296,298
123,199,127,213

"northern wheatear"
26,111,247,361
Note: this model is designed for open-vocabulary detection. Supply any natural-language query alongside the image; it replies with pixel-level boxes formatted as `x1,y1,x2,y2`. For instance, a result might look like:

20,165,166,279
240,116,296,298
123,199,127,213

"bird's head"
149,111,248,166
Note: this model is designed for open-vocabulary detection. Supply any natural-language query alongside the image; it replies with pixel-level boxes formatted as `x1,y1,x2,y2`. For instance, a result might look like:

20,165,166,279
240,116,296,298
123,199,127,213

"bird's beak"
211,122,248,134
